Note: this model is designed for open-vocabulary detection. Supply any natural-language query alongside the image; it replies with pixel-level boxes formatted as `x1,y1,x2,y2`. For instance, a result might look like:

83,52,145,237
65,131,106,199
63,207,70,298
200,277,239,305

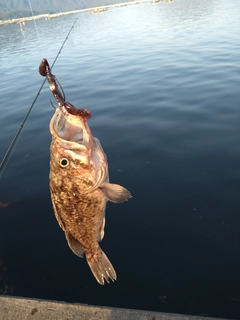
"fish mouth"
50,106,92,147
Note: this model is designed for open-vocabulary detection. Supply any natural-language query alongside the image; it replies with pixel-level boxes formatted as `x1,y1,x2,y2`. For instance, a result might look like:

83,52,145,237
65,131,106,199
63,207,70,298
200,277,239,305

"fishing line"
27,0,43,52
0,17,78,178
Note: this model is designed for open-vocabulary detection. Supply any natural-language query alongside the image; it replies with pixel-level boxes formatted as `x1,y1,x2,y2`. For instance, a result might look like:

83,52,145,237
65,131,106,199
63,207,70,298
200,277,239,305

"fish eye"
59,158,69,168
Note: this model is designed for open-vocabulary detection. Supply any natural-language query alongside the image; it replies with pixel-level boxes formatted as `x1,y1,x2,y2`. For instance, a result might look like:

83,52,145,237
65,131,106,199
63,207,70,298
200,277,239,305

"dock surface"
0,296,228,320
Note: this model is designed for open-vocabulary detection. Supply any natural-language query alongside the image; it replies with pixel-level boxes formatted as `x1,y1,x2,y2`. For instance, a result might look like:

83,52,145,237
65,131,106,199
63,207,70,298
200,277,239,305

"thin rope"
0,17,78,178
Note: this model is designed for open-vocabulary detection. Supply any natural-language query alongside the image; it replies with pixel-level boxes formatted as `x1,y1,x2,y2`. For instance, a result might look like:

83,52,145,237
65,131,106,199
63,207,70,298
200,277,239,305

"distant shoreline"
0,1,145,26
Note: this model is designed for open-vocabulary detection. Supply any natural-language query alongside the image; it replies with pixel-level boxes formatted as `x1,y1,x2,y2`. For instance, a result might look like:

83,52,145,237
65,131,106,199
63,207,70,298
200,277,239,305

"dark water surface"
0,0,240,318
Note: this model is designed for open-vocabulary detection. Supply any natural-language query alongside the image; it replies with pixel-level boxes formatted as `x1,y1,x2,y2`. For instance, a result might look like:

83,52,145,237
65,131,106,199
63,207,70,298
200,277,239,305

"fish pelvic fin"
86,247,116,285
65,232,85,258
99,182,132,203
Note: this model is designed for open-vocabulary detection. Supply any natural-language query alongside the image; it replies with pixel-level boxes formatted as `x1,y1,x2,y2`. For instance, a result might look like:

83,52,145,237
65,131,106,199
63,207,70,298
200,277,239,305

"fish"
39,58,132,284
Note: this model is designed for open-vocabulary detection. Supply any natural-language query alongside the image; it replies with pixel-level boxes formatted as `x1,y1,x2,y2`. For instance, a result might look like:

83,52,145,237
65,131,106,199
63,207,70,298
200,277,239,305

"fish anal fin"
65,232,85,258
98,217,105,241
99,182,132,203
86,247,116,285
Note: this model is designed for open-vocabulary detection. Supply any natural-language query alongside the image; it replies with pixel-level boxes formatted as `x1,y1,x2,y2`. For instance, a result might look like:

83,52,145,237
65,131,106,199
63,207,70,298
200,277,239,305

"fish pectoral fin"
99,182,132,203
65,232,85,258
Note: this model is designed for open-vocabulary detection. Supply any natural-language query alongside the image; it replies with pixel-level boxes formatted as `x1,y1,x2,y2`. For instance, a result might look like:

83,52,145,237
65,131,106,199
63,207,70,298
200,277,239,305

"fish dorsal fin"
65,232,85,258
99,182,132,203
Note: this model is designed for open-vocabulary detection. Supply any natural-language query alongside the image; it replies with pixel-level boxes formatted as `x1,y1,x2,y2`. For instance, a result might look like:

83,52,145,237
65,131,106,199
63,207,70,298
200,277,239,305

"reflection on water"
0,0,240,318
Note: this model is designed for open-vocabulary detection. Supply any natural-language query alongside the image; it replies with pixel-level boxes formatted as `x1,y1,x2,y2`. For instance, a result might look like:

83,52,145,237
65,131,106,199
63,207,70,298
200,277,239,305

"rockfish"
39,58,131,284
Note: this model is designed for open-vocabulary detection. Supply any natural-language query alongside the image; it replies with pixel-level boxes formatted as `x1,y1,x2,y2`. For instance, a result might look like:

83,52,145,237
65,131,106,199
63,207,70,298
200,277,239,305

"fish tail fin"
86,247,116,285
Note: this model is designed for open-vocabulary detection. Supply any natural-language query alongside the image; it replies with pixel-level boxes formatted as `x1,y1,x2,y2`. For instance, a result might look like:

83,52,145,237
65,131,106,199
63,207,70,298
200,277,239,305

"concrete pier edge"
0,295,229,320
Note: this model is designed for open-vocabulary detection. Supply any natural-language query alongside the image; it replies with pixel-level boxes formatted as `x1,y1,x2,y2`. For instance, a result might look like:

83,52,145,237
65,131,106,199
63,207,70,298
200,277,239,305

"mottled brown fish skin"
50,136,106,249
49,107,131,285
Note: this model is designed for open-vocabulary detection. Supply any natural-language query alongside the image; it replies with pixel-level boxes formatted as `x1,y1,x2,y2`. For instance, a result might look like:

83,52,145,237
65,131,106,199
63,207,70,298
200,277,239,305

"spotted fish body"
49,105,131,284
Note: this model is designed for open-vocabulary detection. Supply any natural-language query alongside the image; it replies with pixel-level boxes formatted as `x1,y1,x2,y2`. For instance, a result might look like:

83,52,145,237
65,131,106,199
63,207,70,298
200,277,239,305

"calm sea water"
0,0,240,318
